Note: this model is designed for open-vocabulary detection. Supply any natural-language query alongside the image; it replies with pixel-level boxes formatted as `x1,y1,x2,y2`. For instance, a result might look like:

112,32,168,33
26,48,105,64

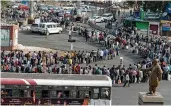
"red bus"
1,73,112,105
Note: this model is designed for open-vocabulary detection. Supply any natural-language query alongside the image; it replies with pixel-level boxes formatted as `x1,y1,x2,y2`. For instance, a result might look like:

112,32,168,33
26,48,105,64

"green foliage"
1,1,8,8
126,1,170,12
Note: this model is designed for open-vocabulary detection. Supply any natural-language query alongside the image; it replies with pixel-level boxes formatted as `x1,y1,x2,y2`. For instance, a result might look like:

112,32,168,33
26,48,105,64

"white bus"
1,73,112,106
38,22,63,35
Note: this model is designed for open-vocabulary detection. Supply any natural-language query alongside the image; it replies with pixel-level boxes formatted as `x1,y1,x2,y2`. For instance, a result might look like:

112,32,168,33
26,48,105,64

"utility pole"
29,1,34,19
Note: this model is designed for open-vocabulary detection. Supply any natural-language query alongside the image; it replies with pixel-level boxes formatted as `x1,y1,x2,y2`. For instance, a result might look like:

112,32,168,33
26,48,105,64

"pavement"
111,81,171,105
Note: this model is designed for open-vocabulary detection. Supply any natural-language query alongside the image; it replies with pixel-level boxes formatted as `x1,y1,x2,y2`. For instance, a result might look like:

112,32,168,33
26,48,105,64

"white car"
102,13,113,21
31,24,39,33
88,16,104,23
38,22,63,35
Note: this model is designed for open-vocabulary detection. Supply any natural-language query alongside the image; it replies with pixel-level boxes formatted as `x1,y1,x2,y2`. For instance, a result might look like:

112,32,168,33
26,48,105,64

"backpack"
63,59,67,64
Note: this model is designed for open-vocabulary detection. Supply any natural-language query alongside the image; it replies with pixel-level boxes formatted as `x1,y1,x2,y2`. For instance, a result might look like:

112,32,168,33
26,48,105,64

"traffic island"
138,92,164,105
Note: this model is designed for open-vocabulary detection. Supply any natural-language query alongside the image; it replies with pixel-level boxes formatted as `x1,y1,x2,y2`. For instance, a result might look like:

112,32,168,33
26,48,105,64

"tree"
1,1,8,9
126,1,170,12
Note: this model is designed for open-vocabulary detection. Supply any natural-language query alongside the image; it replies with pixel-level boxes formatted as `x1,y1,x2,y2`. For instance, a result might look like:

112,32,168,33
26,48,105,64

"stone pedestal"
138,92,164,105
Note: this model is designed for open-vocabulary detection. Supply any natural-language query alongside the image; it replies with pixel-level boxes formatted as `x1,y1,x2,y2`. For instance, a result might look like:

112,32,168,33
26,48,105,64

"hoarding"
1,29,10,46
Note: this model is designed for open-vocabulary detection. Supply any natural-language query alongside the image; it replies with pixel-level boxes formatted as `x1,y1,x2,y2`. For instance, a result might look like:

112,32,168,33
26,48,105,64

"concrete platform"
138,92,164,105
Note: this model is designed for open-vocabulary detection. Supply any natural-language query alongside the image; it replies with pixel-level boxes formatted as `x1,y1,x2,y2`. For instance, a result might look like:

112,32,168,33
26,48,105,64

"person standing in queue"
69,28,72,40
123,72,130,87
84,28,88,42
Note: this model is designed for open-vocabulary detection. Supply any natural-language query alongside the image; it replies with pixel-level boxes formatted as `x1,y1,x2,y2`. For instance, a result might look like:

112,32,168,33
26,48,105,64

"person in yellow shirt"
68,58,72,65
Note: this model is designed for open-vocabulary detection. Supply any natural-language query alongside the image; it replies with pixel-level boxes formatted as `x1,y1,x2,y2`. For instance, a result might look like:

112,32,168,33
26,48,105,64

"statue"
141,59,162,96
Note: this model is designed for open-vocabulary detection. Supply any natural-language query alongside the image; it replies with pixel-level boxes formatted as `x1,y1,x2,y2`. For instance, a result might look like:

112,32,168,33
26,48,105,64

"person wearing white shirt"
69,29,72,39
96,31,99,41
106,68,110,76
80,67,83,74
100,50,104,60
142,64,146,69
59,67,62,74
123,73,130,87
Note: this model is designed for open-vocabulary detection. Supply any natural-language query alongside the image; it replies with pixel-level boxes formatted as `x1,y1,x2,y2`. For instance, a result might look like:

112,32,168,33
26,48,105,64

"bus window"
63,91,69,98
57,90,63,98
50,90,57,97
100,88,110,99
42,90,49,98
78,91,84,98
12,89,24,97
19,90,24,97
70,90,77,98
1,89,12,97
78,90,91,98
24,90,33,97
36,89,41,98
92,88,99,99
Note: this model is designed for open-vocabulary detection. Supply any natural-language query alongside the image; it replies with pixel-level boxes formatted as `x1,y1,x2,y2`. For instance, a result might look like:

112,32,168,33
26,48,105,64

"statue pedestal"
138,92,164,105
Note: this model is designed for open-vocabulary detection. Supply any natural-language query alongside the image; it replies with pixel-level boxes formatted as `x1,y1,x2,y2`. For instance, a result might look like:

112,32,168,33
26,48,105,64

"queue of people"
71,23,171,81
1,50,148,86
1,47,120,74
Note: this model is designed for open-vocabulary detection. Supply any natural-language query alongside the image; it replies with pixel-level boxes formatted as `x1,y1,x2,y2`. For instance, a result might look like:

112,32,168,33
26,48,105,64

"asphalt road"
18,27,141,68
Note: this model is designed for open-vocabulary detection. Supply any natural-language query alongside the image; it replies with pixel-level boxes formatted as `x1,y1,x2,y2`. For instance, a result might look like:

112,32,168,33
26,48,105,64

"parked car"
31,23,39,33
102,13,113,21
88,16,104,23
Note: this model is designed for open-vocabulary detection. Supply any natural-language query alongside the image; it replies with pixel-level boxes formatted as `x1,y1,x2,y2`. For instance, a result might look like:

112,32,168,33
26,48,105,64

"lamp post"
29,1,34,19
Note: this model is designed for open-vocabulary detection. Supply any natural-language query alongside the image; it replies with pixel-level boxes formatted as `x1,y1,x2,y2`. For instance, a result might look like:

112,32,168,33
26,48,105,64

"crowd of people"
2,2,171,86
1,49,146,85
72,23,171,81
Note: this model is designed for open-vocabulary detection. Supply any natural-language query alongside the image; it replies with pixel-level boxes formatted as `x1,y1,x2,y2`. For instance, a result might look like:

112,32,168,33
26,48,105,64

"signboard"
1,29,10,46
21,0,29,6
162,23,171,31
